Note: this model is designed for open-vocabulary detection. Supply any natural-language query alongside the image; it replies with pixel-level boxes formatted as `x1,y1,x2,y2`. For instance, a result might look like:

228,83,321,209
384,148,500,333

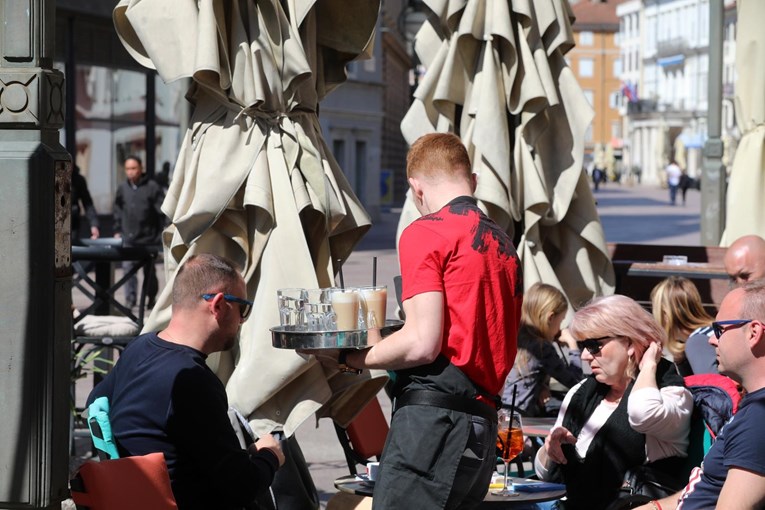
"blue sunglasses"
201,293,253,320
711,319,752,339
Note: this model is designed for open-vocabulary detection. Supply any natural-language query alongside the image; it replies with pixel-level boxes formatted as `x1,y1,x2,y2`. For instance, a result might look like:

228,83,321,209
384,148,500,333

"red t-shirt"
399,196,522,397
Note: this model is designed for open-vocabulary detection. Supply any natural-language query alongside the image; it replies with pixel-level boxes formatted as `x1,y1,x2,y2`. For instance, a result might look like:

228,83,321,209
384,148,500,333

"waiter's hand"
249,434,285,467
366,328,383,346
297,348,342,372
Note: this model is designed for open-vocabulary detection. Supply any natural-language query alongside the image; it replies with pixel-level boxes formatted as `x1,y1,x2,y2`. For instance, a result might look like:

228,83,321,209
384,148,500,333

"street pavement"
71,182,705,508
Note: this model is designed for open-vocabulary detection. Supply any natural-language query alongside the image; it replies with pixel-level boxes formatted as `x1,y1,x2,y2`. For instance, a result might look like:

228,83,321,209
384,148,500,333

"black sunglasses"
712,319,752,339
201,293,253,320
576,336,617,355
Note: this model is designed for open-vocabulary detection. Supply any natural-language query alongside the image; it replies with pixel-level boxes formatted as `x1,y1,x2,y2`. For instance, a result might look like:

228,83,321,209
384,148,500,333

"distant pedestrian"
113,155,164,309
679,170,694,205
71,165,100,242
154,160,171,192
665,160,682,205
592,167,604,192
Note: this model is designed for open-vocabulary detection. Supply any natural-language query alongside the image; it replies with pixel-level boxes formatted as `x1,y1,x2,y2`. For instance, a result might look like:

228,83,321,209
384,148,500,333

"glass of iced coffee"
359,285,387,329
329,288,361,331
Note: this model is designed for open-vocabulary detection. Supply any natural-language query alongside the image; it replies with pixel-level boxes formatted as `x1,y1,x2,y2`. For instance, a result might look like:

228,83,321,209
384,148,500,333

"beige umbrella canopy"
113,0,387,436
398,0,614,310
722,0,765,244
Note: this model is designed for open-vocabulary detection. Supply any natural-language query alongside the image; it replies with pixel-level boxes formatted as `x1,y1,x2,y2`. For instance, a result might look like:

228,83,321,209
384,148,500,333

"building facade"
318,0,412,219
617,0,737,185
569,0,623,174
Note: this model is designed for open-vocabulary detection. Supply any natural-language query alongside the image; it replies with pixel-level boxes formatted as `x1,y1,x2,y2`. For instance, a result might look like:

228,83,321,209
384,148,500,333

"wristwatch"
338,351,362,375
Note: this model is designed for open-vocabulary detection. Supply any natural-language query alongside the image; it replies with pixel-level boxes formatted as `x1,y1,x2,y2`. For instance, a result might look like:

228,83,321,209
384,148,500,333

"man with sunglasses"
636,280,765,510
87,254,284,509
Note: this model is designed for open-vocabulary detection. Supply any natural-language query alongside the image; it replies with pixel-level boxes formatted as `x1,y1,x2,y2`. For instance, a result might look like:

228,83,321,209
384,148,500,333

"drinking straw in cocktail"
509,385,517,425
373,256,377,286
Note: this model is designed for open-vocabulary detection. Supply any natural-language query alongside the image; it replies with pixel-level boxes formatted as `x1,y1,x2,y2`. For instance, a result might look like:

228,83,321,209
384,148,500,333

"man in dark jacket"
72,165,100,242
114,155,164,308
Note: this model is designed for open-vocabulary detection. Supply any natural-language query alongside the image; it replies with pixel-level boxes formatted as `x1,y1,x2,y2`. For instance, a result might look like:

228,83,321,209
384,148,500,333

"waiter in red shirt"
344,133,523,509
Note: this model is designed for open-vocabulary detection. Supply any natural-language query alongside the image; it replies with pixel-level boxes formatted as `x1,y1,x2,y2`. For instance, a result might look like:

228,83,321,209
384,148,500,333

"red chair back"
70,452,178,510
346,398,389,461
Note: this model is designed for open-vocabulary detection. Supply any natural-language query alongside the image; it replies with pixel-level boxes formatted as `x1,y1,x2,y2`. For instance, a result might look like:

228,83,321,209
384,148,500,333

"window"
585,124,593,143
609,91,620,109
346,62,358,79
583,89,595,107
613,58,623,78
579,31,594,46
612,121,622,139
354,141,367,198
333,139,346,169
579,58,594,78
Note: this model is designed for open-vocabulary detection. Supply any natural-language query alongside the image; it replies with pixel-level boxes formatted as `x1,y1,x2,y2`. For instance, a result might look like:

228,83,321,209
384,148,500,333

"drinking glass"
277,288,305,328
492,409,524,497
358,285,387,329
328,288,361,331
303,288,336,331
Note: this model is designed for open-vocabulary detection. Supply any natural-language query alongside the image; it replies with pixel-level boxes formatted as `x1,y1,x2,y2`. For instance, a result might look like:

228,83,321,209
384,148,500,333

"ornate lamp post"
0,1,71,507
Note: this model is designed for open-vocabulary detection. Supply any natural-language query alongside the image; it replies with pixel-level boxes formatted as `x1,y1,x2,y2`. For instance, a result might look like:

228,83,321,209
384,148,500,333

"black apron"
372,356,499,510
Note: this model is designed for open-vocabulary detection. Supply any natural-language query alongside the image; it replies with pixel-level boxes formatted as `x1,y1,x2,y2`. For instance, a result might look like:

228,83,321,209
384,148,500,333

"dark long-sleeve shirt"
72,168,99,235
113,175,164,246
88,333,278,509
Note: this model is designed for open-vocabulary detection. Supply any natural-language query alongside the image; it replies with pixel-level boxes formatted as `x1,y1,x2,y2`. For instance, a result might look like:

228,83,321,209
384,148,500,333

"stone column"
0,1,71,508
701,0,726,245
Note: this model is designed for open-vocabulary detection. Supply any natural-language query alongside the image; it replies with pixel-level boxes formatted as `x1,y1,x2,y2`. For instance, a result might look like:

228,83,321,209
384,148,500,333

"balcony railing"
656,37,688,58
626,99,659,115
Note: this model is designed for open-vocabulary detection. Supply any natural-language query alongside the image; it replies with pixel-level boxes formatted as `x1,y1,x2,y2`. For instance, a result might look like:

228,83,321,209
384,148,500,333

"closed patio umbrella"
398,0,614,310
722,0,765,244
113,0,387,436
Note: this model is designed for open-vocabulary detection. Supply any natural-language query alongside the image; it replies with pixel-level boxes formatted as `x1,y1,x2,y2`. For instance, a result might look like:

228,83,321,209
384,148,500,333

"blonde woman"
502,283,583,416
535,295,693,510
650,276,715,376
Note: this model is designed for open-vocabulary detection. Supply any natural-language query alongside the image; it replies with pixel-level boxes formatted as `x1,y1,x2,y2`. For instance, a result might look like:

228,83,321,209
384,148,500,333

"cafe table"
334,475,565,507
522,417,556,438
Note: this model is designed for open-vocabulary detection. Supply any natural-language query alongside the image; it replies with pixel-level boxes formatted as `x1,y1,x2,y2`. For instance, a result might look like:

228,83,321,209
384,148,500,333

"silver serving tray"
271,319,404,350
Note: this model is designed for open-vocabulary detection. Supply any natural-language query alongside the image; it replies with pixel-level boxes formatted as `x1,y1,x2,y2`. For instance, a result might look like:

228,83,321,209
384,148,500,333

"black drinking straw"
373,256,378,286
338,260,345,289
508,385,517,425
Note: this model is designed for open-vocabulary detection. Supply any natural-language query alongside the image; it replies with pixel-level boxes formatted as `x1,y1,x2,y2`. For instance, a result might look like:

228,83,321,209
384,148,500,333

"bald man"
724,235,765,286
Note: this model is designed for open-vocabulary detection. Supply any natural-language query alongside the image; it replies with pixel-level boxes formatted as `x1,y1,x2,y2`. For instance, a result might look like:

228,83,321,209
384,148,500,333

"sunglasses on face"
201,293,253,320
576,335,617,355
712,319,752,339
